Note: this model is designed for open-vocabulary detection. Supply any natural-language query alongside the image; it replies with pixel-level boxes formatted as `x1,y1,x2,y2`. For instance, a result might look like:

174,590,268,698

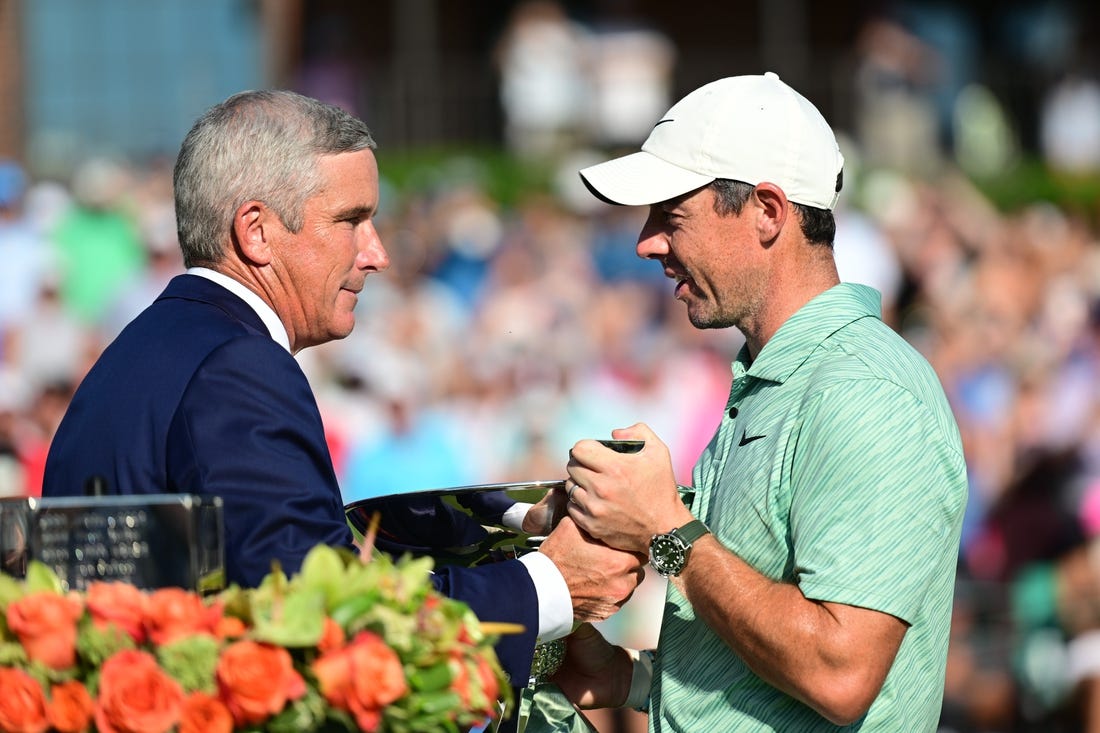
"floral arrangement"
0,544,514,733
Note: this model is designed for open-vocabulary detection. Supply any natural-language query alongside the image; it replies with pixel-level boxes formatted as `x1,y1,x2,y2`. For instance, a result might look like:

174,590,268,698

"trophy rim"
343,479,566,513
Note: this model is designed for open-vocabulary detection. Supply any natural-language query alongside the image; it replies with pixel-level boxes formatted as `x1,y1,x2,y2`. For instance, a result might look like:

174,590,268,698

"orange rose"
144,588,221,645
351,707,381,733
94,650,184,733
473,655,501,715
6,591,84,670
318,616,346,654
450,650,500,719
312,631,407,732
46,680,93,733
0,667,49,733
86,581,148,643
179,692,233,733
214,615,247,640
216,640,306,726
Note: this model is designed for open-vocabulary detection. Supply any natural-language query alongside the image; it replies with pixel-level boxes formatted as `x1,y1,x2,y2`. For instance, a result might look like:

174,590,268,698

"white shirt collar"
186,267,291,352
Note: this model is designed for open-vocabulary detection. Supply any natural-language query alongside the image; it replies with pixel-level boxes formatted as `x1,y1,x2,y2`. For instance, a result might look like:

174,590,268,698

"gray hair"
173,90,376,267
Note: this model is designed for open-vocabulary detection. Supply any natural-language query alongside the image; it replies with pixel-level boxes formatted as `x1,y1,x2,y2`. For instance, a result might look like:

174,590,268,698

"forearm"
674,535,901,725
551,623,637,710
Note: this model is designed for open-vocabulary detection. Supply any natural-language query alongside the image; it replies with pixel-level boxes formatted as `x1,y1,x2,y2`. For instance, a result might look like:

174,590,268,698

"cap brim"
578,152,715,206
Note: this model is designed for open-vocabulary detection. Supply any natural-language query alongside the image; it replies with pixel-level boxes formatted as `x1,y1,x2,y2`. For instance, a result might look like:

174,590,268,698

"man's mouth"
672,273,695,298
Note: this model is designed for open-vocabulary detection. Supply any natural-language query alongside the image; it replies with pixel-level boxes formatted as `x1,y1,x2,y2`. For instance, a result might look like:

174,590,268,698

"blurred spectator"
15,380,74,497
341,354,477,502
494,0,591,158
0,161,54,352
952,83,1019,178
51,157,146,325
101,200,185,338
0,367,29,497
584,19,675,148
4,272,96,397
834,204,904,326
854,15,944,174
1040,73,1100,176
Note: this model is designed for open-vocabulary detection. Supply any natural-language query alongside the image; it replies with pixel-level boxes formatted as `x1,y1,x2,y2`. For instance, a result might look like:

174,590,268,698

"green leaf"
75,620,135,668
296,544,363,611
414,690,464,715
0,639,28,666
156,634,220,694
0,572,26,609
24,561,63,594
265,686,330,733
408,661,454,692
251,587,327,647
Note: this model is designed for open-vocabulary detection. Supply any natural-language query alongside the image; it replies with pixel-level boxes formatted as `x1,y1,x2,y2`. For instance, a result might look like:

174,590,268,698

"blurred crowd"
5,2,1100,731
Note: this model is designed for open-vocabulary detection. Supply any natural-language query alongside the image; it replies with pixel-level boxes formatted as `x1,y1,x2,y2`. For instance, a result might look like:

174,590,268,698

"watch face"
649,533,688,576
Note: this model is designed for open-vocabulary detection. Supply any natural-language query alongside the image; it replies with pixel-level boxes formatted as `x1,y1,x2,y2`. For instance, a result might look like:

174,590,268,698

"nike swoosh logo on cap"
653,119,674,127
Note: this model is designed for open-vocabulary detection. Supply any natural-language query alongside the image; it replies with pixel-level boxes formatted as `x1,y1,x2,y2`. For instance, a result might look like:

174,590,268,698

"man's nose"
358,222,390,272
636,207,668,261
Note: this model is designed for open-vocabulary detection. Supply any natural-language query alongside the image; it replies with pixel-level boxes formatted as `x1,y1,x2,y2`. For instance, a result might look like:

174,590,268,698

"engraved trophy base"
0,494,225,593
530,637,566,685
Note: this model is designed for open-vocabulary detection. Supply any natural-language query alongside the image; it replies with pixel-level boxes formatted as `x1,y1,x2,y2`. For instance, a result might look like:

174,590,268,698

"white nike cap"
579,72,844,211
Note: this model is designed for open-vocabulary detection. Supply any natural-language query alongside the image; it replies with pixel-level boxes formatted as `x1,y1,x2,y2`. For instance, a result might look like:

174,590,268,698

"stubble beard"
686,299,739,330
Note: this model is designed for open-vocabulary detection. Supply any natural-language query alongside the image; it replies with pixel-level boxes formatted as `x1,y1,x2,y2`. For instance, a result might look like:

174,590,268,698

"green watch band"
674,519,710,544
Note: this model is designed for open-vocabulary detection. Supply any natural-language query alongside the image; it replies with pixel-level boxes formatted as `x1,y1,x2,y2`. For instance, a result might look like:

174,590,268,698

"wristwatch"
648,519,710,577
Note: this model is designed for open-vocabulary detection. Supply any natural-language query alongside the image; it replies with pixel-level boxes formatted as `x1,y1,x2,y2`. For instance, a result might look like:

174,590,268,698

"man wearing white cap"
552,73,967,730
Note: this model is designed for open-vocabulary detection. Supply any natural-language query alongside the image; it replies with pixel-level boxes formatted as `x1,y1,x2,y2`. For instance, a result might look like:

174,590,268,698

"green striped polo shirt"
650,282,968,732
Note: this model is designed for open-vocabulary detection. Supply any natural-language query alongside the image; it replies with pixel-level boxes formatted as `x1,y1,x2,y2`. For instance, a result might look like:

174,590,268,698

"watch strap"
624,648,654,712
674,518,710,544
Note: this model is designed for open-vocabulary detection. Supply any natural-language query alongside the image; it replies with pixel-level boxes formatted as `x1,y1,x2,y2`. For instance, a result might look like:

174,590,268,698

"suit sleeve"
167,336,355,587
167,336,539,684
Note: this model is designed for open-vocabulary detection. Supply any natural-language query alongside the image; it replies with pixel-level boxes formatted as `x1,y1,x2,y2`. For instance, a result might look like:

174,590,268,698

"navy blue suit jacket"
43,274,538,685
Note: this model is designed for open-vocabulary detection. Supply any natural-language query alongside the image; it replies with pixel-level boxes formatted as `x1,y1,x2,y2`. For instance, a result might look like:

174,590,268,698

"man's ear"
752,182,789,243
231,200,274,266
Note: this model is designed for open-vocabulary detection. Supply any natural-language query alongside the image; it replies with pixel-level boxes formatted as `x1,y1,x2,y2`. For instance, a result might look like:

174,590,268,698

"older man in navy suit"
42,90,645,704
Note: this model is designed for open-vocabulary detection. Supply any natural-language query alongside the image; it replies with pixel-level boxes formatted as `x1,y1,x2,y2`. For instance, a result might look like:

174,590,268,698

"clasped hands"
533,422,692,553
521,423,687,707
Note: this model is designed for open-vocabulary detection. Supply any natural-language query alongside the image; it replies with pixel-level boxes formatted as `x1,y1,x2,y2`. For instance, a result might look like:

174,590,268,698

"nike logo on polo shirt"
739,430,766,446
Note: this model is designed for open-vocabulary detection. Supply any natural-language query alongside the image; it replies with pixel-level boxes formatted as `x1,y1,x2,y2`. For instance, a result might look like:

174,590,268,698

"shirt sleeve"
789,378,967,623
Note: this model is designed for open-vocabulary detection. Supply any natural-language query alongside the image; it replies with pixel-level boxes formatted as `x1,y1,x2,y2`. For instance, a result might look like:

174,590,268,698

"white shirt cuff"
519,550,573,641
502,502,534,532
1068,629,1100,683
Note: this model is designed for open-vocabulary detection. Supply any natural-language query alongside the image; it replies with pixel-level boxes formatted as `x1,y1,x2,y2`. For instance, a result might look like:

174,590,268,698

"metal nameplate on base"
0,494,225,593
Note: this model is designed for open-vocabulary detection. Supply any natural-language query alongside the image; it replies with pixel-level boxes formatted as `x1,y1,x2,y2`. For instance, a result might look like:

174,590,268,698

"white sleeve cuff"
1068,629,1100,683
624,648,654,711
502,502,535,532
519,550,574,641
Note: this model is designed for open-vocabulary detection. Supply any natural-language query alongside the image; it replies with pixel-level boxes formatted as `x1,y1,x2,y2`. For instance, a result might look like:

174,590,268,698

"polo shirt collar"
735,282,882,384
